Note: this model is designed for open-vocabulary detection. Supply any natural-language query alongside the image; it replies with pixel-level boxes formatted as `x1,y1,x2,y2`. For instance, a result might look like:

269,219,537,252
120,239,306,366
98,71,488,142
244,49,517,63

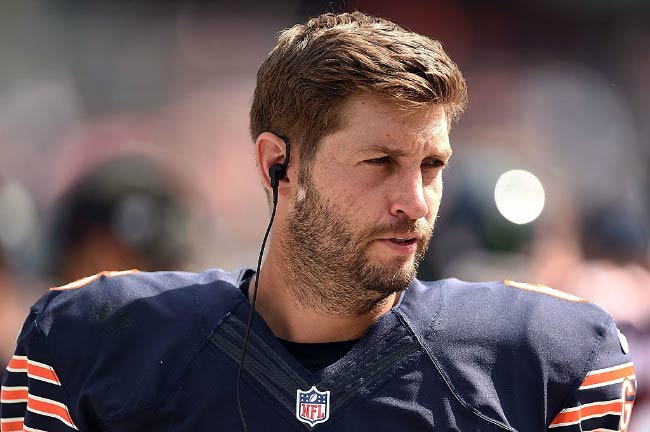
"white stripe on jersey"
585,362,634,376
23,425,48,432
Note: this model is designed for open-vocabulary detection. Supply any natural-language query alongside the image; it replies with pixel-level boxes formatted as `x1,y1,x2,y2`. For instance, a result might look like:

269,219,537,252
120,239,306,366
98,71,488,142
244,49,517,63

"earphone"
237,134,290,432
268,134,291,201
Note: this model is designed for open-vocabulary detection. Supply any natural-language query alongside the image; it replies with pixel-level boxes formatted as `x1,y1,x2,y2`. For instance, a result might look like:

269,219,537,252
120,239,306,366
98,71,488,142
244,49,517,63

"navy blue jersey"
1,269,637,431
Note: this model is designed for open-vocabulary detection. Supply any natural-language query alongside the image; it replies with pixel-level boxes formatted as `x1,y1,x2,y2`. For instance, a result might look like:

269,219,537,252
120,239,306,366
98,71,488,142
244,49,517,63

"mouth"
387,237,417,245
376,236,419,254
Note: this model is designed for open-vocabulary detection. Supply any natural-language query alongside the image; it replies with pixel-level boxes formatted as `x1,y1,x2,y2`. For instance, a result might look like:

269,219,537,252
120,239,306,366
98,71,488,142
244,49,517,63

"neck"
247,247,399,343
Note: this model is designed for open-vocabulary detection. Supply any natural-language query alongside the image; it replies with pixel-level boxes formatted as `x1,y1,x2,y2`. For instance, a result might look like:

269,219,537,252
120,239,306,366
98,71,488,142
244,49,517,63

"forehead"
319,93,450,158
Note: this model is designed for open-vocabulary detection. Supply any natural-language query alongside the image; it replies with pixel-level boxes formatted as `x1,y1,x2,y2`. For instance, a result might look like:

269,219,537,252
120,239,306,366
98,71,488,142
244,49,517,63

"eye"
422,157,447,169
365,156,390,165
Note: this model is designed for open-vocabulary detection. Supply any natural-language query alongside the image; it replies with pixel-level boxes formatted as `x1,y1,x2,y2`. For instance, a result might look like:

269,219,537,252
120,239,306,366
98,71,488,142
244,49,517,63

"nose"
389,168,430,220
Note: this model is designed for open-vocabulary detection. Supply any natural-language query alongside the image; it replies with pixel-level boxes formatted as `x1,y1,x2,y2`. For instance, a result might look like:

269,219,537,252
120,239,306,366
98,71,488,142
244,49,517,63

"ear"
255,132,293,193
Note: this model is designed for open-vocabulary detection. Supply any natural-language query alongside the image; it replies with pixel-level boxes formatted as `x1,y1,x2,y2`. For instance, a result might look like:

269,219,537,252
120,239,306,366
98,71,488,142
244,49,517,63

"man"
1,12,636,431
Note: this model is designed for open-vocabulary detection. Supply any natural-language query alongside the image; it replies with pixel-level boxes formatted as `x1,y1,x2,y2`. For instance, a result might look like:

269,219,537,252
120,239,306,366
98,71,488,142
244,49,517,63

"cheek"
327,185,380,231
425,179,444,215
327,171,372,206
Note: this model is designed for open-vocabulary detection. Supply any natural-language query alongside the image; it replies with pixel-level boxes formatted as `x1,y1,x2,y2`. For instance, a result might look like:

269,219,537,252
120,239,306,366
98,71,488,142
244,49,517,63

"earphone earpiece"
269,164,286,188
267,135,291,204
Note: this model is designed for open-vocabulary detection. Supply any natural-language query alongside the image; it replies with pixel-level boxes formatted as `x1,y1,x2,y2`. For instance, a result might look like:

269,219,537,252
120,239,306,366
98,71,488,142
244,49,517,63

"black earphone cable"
236,170,282,432
237,136,289,431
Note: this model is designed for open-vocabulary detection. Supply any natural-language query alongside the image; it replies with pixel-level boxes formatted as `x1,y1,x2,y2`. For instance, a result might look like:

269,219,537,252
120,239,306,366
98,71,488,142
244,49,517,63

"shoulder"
398,278,624,429
22,267,250,424
402,278,612,345
34,268,248,340
431,278,613,369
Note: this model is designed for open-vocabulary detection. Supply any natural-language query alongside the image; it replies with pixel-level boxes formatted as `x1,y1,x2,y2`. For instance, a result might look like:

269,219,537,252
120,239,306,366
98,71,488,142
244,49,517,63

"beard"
280,170,433,316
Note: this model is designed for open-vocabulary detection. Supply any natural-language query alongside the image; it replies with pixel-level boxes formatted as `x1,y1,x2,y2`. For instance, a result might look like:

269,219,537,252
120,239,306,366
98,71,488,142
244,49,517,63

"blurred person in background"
0,11,640,432
43,155,192,284
564,203,650,324
0,176,39,382
560,203,650,427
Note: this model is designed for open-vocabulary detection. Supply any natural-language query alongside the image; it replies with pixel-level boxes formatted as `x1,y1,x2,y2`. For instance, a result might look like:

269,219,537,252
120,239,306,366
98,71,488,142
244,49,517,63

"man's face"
283,94,451,314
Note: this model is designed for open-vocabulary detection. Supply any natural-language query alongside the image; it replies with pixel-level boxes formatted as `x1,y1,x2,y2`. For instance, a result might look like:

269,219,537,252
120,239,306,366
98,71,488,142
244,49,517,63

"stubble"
281,171,432,316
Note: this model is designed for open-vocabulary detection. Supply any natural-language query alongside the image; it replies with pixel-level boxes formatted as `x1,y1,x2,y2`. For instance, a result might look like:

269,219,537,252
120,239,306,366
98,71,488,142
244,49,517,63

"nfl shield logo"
296,386,330,426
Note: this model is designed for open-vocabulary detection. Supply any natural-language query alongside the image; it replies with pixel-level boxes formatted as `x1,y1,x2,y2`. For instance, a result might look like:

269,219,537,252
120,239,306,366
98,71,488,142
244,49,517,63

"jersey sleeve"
547,317,637,431
1,309,79,432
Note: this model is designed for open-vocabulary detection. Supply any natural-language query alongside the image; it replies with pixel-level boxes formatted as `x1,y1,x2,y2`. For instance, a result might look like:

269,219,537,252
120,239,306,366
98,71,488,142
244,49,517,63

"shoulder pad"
31,267,249,423
399,278,613,429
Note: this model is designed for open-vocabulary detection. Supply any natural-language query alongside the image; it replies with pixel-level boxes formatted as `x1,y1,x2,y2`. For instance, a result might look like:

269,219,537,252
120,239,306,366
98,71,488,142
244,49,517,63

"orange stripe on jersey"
27,394,77,429
0,418,24,432
6,356,27,372
550,400,622,427
581,363,636,389
50,269,139,291
26,361,61,386
1,386,28,403
504,280,588,303
5,357,62,386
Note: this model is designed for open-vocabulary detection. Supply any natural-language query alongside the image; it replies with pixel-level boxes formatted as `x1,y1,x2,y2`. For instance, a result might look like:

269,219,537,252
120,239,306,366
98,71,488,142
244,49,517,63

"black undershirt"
240,273,358,373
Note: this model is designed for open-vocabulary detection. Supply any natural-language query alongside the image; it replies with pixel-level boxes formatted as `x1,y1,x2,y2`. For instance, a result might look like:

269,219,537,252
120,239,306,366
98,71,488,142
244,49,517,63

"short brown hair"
250,11,467,168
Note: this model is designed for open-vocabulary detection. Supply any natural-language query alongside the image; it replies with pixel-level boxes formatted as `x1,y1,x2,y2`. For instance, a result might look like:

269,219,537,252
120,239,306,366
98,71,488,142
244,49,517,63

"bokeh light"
494,169,545,225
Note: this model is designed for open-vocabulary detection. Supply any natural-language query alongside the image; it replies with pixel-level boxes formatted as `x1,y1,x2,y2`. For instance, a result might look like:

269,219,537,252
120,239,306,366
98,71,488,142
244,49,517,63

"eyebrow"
363,144,453,160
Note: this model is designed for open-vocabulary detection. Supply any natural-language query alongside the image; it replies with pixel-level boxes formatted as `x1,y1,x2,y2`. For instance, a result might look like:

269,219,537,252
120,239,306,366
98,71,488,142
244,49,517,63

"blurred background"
0,0,648,428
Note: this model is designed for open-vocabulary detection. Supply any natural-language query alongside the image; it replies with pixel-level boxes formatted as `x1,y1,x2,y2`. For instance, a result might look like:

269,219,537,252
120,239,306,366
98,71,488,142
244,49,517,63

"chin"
367,260,417,287
376,252,417,269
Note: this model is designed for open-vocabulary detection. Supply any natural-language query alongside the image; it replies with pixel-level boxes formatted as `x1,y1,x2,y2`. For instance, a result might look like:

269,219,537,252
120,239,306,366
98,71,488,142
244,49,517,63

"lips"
389,237,417,244
377,236,419,254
